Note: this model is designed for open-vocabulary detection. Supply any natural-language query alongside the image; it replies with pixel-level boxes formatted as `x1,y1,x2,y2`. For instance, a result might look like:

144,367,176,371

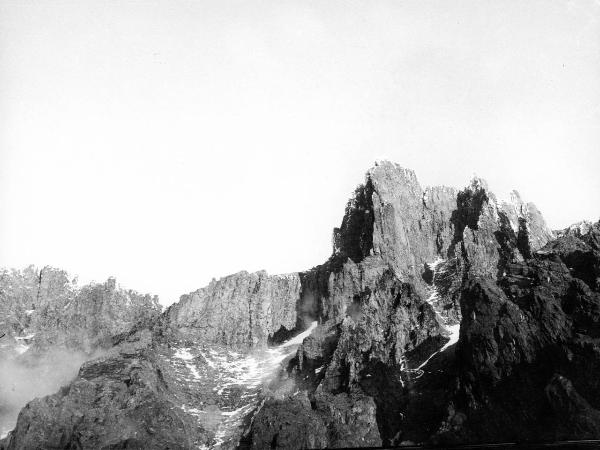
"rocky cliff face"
438,220,600,444
332,162,457,297
3,161,596,450
0,267,161,355
164,270,300,348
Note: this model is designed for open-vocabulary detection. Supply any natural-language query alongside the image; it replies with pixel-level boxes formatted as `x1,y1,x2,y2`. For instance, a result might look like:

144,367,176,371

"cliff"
164,270,300,348
0,267,161,355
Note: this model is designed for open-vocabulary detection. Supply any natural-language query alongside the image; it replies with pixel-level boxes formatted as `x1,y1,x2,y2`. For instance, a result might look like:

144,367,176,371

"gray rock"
165,270,300,349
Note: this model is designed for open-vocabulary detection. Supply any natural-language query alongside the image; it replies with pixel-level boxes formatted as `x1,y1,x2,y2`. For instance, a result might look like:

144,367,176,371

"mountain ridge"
2,161,598,449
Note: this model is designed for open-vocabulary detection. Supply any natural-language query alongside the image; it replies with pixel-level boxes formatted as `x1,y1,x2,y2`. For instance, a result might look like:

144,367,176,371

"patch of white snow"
15,343,29,354
440,324,460,353
199,351,217,369
174,348,194,360
280,321,318,348
15,334,35,341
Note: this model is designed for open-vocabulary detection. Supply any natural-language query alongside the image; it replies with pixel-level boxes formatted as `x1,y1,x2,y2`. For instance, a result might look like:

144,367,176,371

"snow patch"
174,348,194,361
188,364,201,380
428,257,445,271
280,321,318,348
406,259,462,374
182,405,206,415
174,348,201,380
15,343,29,354
221,404,253,417
440,324,460,353
416,323,460,370
199,351,217,369
15,334,35,341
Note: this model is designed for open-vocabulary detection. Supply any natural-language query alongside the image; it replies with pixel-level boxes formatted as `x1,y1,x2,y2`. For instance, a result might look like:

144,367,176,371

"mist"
0,348,101,438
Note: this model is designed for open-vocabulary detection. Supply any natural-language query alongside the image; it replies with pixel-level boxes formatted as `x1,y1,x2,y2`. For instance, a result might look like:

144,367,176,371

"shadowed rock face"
5,161,597,450
437,223,600,445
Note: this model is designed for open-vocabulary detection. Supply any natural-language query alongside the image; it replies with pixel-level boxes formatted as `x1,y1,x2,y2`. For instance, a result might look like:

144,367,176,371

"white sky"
1,0,599,306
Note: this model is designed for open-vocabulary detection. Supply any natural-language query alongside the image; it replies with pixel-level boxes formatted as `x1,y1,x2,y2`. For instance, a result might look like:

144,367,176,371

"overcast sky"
1,0,599,306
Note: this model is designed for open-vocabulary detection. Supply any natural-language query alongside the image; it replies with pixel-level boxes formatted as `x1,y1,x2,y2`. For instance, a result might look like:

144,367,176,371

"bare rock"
165,270,300,349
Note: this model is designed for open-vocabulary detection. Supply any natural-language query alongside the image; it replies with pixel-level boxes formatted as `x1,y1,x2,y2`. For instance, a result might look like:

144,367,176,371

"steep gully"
404,258,460,378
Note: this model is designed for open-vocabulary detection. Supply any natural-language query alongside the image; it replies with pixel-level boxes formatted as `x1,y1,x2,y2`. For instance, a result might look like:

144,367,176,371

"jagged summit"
557,219,596,237
467,174,489,192
334,162,553,292
369,160,420,185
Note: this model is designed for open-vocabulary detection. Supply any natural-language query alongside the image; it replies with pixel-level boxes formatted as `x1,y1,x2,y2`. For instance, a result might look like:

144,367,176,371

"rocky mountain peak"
468,175,490,193
2,162,594,450
368,160,421,193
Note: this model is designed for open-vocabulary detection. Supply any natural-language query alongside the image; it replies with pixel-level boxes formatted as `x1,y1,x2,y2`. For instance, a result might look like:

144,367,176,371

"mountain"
0,268,161,438
2,161,599,449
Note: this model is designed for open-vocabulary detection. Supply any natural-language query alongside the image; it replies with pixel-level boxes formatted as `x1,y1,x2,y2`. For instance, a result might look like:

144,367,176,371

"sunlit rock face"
4,162,597,450
165,270,300,349
0,267,161,355
368,162,456,287
499,190,555,253
331,161,457,298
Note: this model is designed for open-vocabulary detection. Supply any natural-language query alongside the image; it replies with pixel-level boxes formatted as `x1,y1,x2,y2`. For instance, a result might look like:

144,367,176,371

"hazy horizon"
1,0,599,306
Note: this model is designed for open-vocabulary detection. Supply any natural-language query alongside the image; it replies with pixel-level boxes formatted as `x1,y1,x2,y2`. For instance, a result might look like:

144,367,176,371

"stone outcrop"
250,388,381,449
